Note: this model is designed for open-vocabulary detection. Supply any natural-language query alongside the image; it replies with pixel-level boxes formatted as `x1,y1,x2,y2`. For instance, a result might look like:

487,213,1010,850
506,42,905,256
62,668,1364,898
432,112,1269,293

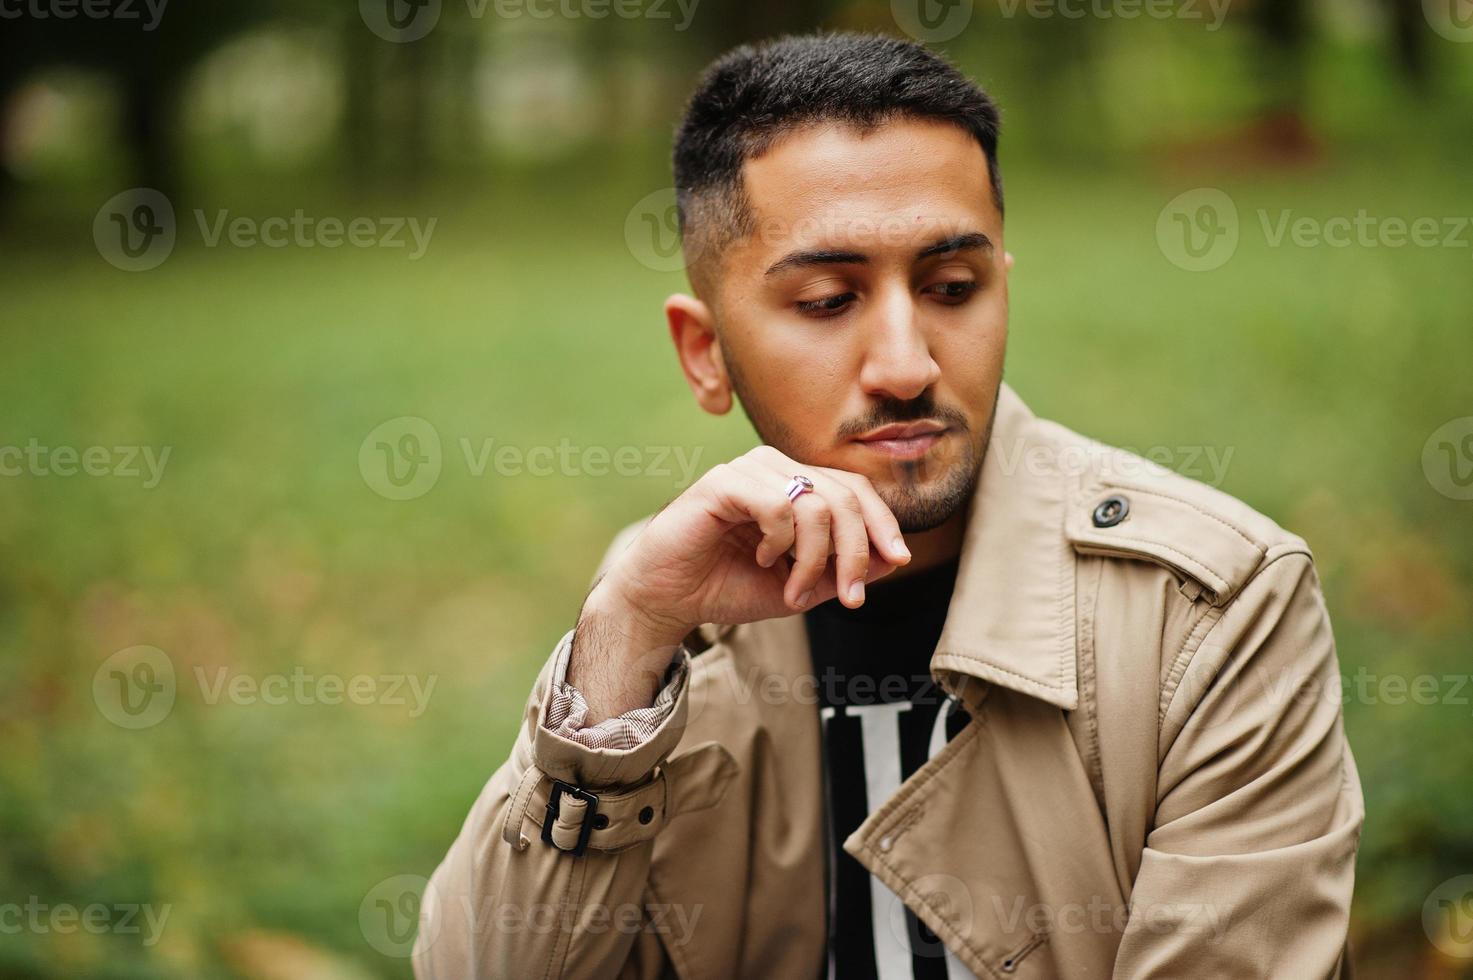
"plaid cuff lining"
542,634,684,751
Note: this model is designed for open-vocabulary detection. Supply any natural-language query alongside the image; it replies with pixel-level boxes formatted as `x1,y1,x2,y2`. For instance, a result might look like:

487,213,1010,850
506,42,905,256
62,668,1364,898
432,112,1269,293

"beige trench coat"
413,383,1364,979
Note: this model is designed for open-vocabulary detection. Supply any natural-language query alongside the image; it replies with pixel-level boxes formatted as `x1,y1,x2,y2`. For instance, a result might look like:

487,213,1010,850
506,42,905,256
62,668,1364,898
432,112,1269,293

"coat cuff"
539,628,689,752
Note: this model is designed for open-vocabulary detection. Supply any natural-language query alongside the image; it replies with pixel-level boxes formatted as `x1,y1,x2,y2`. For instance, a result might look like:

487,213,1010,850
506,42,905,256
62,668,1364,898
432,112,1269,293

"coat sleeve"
1111,551,1364,979
414,523,693,980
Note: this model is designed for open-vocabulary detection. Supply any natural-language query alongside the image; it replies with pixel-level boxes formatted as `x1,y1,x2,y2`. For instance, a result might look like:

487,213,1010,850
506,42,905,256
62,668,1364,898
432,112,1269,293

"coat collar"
931,382,1079,711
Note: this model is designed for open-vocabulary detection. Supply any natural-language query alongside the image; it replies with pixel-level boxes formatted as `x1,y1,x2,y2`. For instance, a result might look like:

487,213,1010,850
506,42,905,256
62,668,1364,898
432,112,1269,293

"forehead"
736,117,998,257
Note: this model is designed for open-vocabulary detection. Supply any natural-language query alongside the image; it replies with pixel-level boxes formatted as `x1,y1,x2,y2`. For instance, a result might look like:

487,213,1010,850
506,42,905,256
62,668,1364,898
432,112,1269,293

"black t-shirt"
803,555,974,980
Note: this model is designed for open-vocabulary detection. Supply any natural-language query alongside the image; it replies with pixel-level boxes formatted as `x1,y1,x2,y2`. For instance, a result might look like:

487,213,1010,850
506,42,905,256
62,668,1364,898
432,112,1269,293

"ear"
666,293,732,415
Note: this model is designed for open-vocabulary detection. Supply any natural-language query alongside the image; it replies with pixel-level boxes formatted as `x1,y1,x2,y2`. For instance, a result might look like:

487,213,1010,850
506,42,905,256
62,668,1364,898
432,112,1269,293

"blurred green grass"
0,147,1470,976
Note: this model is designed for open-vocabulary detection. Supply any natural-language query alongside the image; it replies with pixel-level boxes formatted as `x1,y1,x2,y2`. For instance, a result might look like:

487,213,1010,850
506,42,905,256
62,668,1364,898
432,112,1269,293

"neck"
886,505,968,583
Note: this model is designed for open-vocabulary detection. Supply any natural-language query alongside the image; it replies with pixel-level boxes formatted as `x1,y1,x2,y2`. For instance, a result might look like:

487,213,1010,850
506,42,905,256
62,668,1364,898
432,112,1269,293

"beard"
723,352,995,534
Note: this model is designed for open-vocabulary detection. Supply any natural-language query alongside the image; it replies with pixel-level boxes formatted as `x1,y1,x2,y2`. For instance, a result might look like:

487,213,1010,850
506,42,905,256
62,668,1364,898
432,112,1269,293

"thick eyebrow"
916,231,993,260
763,231,994,277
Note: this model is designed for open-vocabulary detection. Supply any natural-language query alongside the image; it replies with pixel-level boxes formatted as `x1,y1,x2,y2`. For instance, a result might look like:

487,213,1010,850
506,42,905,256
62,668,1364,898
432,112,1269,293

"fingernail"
848,581,864,603
797,590,813,608
891,536,910,558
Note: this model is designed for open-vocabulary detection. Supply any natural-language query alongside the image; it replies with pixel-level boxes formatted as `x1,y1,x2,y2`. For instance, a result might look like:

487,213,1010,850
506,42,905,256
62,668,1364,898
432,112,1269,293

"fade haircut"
672,31,1004,298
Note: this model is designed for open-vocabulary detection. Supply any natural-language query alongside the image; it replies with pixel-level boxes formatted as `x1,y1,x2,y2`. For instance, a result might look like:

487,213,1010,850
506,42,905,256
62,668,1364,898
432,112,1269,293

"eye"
794,292,857,317
923,280,979,304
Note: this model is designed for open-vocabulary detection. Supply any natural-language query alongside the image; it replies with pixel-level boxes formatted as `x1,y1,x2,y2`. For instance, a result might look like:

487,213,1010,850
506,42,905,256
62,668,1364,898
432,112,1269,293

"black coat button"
1092,495,1130,528
639,806,655,824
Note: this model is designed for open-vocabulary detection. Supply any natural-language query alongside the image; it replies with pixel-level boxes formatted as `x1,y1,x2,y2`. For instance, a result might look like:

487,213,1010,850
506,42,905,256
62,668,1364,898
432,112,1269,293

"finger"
725,457,798,567
785,492,832,610
816,467,910,567
823,481,872,609
699,463,796,566
743,447,910,569
802,546,901,606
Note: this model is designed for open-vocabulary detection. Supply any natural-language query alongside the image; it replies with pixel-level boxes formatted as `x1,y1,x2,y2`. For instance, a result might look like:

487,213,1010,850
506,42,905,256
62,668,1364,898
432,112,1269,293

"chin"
875,464,978,534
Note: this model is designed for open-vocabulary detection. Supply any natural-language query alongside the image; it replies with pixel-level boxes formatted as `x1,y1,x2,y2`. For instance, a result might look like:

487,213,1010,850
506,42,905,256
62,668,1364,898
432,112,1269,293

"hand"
594,444,912,643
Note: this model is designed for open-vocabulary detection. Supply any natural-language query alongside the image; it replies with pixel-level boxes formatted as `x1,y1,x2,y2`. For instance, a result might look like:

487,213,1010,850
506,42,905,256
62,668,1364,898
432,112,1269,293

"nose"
857,287,941,402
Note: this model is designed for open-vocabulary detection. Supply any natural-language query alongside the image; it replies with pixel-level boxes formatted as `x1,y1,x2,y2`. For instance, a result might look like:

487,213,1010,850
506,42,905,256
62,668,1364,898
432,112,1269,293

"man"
414,32,1363,979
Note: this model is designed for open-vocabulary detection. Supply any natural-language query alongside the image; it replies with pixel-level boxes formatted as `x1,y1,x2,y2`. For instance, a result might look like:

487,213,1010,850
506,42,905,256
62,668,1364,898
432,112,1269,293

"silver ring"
784,475,815,502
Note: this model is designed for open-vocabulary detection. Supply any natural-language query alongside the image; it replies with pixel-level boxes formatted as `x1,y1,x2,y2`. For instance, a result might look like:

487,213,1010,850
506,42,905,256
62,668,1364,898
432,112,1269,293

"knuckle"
802,502,832,528
762,504,793,530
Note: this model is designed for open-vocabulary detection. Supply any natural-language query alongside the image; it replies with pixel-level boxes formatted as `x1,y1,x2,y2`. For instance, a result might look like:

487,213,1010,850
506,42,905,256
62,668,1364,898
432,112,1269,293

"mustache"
836,395,970,440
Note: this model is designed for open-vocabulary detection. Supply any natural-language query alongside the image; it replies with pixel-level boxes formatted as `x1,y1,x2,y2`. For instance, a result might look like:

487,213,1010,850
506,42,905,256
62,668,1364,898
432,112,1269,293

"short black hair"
672,31,1004,294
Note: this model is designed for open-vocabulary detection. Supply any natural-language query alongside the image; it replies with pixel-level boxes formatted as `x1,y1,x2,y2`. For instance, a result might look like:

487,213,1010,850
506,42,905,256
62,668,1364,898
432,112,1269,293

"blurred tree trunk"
342,20,383,195
123,68,181,204
444,27,483,168
1247,0,1309,115
392,36,435,189
1386,0,1431,92
692,0,837,55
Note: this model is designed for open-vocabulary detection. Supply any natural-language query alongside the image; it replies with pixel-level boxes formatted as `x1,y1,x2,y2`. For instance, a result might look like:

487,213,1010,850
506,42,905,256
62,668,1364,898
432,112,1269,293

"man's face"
707,117,1009,533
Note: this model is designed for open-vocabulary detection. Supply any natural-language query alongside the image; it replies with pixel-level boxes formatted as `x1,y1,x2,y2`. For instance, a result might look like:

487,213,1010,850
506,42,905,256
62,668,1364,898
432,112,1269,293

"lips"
853,421,949,461
855,421,948,442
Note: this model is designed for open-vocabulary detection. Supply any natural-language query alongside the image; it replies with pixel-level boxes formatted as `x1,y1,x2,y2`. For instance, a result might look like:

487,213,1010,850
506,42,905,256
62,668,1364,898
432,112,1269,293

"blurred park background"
0,0,1470,976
